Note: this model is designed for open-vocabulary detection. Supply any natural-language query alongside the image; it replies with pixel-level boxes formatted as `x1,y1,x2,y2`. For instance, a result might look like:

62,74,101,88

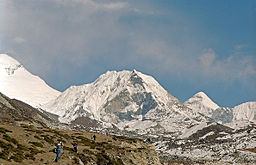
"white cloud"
13,37,26,44
199,48,216,69
55,0,128,11
99,2,128,10
197,48,256,80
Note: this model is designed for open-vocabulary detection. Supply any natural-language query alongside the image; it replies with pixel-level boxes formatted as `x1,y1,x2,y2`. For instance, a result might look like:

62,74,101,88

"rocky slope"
0,92,58,127
154,122,256,164
0,123,161,165
0,54,60,107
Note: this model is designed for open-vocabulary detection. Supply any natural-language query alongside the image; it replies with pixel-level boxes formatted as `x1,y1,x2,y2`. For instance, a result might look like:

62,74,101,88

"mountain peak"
195,91,208,98
0,53,60,107
44,69,193,134
0,54,22,75
232,101,256,121
0,54,20,66
185,91,219,111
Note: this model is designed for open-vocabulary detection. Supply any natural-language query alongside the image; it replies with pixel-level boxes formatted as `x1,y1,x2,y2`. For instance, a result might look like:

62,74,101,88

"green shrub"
0,140,14,151
29,142,44,148
34,135,41,140
3,134,18,145
0,127,12,134
10,153,24,163
62,133,71,140
96,153,108,165
0,150,9,161
83,148,94,155
26,147,44,160
17,144,29,151
78,153,90,164
41,135,54,144
73,157,79,164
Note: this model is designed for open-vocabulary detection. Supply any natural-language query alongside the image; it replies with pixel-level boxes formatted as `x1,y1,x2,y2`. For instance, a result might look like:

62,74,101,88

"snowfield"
0,54,60,107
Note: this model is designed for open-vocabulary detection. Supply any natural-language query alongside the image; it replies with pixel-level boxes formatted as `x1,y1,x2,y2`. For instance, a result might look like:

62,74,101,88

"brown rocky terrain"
0,123,161,165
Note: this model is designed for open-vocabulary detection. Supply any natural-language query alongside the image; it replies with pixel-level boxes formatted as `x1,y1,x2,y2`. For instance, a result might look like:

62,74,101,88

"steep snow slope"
184,92,219,117
0,54,60,107
232,102,256,121
44,70,198,133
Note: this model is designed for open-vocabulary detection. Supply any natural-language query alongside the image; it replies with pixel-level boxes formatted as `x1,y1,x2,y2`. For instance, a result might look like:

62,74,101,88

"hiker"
55,144,61,162
73,143,78,152
91,134,96,141
59,141,64,154
145,138,151,143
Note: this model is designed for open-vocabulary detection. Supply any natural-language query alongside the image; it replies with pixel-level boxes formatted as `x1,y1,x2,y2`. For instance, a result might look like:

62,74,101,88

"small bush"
62,133,71,140
73,157,79,164
26,147,44,160
78,153,90,164
96,153,108,165
111,158,124,165
17,144,29,151
3,134,18,145
83,148,94,155
34,135,41,140
29,142,44,148
0,127,12,134
0,140,14,151
41,135,54,144
0,150,9,161
10,153,25,163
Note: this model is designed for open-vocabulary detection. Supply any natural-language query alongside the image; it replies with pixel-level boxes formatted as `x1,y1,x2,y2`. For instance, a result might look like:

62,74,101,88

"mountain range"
1,54,256,163
1,54,255,134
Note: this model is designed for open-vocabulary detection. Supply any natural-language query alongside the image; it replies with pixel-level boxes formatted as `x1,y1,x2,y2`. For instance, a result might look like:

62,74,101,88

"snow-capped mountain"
0,54,60,107
233,102,256,121
184,92,256,126
184,92,219,118
44,70,199,134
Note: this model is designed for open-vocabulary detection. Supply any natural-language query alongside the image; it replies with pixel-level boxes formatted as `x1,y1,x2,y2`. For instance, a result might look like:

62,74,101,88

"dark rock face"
104,89,132,114
129,72,145,89
132,92,157,116
211,108,233,124
103,88,158,121
187,122,234,140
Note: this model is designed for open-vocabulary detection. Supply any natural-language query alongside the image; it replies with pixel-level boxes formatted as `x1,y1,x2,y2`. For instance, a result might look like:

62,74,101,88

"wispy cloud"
1,0,255,86
199,48,216,69
12,37,26,44
198,47,256,80
55,0,128,11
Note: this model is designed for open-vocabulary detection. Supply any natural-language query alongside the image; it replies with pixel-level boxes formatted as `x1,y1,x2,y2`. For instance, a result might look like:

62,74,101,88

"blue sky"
1,0,255,107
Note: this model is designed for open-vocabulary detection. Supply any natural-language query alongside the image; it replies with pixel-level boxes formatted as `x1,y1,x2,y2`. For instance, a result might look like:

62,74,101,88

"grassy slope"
0,123,161,165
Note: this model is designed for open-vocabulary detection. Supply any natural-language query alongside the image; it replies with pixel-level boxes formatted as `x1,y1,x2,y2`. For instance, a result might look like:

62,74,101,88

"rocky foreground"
0,122,161,165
